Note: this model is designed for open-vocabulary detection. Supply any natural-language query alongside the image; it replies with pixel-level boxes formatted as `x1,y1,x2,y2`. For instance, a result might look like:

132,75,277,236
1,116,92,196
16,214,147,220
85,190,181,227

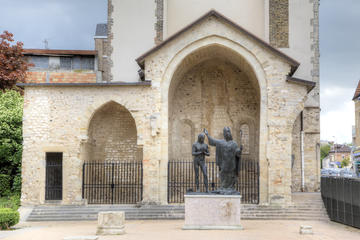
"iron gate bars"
82,161,143,204
167,157,259,204
321,176,360,229
45,152,63,200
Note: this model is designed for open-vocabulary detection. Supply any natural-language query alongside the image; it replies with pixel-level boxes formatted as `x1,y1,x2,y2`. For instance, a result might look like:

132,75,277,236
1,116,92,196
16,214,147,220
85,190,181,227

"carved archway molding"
159,35,269,203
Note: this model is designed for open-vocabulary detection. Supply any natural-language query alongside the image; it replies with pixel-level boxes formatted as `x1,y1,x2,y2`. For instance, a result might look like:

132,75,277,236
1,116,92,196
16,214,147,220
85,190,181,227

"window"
60,57,72,70
29,56,49,69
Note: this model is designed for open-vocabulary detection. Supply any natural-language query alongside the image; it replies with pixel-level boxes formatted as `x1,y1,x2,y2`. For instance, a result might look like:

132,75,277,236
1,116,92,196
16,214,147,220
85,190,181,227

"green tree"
341,157,350,168
320,144,331,161
0,90,23,195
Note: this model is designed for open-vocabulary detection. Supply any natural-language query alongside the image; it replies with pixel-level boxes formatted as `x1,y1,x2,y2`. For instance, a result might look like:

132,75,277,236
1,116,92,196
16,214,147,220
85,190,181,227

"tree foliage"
320,144,331,161
0,31,31,91
0,90,23,194
341,157,350,168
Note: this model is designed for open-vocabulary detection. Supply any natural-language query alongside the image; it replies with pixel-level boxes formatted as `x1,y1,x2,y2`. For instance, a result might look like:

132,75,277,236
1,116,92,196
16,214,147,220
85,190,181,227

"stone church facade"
20,0,320,206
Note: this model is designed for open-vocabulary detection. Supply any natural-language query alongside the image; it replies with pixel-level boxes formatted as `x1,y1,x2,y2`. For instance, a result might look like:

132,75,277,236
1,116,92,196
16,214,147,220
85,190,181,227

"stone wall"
144,15,309,204
155,0,164,45
291,114,301,192
21,86,154,205
95,38,110,82
107,0,114,82
169,58,259,162
303,107,320,192
269,0,289,48
355,101,360,147
87,102,139,162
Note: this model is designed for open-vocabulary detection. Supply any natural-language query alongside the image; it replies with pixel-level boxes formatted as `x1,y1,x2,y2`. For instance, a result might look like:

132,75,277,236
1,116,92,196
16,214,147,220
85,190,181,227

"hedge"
0,175,11,197
0,208,19,230
12,174,21,193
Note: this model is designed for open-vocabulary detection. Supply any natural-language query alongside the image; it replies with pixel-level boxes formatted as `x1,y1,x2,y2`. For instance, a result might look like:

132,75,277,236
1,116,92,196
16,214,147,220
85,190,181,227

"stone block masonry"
183,195,242,230
96,211,125,235
269,0,289,48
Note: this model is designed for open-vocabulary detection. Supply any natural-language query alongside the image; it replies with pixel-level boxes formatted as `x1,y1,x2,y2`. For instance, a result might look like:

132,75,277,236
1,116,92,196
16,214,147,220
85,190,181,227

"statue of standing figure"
192,133,210,192
204,127,242,194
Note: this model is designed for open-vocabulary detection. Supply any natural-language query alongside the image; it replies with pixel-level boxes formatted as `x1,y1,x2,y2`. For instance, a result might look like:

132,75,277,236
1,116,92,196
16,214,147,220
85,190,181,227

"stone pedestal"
183,194,242,230
96,211,125,235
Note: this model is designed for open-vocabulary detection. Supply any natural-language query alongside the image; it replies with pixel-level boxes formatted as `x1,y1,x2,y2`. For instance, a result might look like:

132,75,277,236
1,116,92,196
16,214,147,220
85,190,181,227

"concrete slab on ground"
0,220,359,240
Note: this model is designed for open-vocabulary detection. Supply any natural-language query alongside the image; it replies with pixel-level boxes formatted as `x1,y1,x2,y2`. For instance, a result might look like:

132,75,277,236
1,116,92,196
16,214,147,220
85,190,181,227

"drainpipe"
300,111,305,192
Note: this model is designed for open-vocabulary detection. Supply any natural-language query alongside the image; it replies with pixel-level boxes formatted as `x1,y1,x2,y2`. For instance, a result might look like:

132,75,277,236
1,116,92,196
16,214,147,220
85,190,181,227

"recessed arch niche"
168,44,260,162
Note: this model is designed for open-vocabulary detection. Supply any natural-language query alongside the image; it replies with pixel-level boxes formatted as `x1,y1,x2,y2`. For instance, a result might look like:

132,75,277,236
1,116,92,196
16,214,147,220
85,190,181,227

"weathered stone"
63,236,98,240
269,0,289,48
299,225,313,235
96,211,125,235
183,195,242,230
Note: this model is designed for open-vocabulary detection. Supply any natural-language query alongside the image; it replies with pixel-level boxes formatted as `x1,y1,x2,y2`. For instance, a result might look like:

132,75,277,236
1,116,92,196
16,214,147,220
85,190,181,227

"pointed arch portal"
82,101,143,204
167,44,260,203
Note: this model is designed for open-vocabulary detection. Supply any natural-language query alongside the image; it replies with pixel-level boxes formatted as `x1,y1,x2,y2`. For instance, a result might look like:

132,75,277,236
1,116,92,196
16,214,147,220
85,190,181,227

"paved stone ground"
0,220,359,240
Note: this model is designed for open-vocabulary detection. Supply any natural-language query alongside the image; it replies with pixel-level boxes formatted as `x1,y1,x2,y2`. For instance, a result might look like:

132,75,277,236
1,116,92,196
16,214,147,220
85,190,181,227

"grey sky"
0,0,107,50
319,0,360,143
0,0,359,143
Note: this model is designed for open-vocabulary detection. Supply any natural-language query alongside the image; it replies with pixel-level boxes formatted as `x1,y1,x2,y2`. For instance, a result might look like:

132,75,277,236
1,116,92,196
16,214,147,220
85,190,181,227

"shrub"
12,174,21,194
0,175,11,197
0,195,20,210
0,90,23,196
0,208,19,230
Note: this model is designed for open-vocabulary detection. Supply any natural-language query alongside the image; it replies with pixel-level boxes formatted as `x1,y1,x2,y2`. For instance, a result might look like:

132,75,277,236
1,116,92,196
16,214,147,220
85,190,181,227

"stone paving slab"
0,220,359,240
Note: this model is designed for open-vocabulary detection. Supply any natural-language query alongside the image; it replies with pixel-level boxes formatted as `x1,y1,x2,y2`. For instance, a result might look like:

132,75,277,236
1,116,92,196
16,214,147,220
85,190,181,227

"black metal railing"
321,176,360,228
168,157,259,204
45,153,63,200
82,162,143,204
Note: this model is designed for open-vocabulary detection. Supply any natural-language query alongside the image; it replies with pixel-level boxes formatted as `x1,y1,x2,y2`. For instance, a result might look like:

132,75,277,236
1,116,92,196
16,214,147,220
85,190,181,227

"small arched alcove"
86,101,140,163
82,101,143,204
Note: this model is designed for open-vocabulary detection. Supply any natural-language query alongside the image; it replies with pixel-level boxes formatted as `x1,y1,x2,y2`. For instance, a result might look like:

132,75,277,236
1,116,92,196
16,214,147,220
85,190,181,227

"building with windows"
353,80,360,147
328,144,351,164
20,0,320,207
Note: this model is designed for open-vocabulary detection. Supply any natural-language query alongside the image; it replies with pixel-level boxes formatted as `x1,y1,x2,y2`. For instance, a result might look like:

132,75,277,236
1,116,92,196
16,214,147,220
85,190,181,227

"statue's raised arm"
203,128,221,146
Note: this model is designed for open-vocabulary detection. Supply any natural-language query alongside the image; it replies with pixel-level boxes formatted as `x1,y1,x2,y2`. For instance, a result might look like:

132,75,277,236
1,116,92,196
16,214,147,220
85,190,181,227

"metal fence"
321,176,360,228
168,157,259,204
82,162,143,204
45,153,63,200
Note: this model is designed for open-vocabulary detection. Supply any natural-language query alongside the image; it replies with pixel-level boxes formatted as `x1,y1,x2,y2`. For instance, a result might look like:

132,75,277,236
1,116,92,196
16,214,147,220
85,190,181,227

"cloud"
320,86,355,143
0,0,107,50
320,1,360,87
319,1,360,143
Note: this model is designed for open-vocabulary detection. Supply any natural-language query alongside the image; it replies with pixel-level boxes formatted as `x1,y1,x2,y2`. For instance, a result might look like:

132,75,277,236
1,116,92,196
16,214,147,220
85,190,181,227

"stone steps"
26,193,329,221
27,204,329,222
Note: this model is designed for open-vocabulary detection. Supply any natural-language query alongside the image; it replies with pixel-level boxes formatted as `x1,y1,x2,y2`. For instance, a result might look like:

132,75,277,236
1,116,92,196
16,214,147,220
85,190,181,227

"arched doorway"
82,101,143,204
167,45,260,203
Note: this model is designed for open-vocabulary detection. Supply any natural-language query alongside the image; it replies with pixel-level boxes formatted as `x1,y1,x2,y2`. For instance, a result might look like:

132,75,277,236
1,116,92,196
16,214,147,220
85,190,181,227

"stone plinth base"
96,211,125,235
183,194,242,230
300,225,313,235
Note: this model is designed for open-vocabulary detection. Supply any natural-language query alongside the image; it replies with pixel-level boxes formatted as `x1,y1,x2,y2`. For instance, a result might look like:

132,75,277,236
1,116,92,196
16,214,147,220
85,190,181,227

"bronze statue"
192,133,210,192
204,127,242,194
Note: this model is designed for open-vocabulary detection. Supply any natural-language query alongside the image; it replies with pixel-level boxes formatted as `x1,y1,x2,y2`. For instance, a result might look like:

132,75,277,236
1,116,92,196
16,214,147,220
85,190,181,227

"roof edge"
23,49,97,56
16,81,151,87
286,76,316,93
352,80,360,100
136,10,300,74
